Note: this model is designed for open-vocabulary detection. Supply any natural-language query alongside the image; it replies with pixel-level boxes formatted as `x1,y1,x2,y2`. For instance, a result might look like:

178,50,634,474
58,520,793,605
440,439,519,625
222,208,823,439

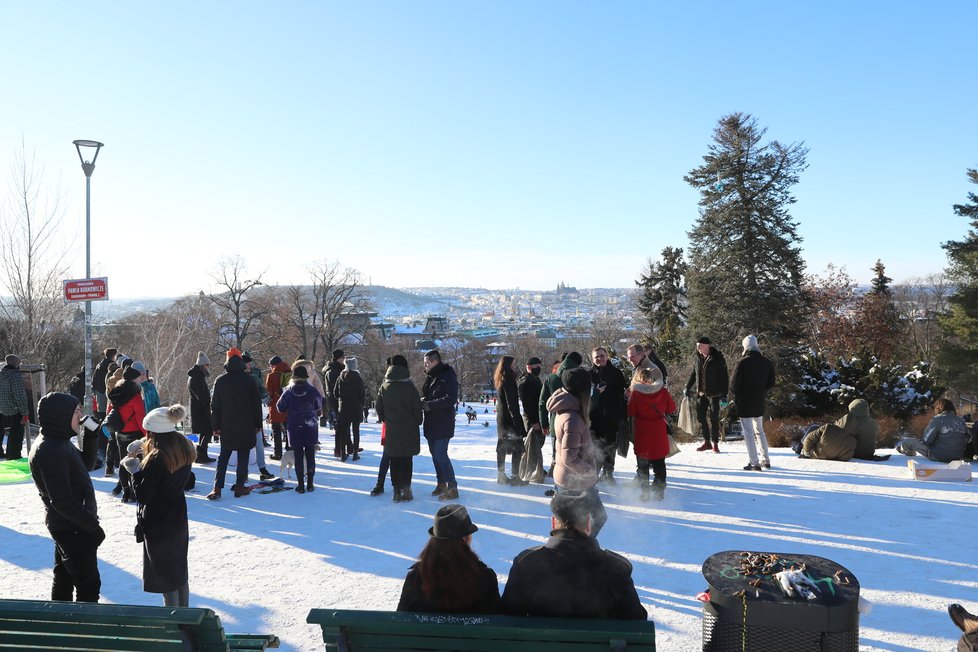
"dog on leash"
280,450,296,479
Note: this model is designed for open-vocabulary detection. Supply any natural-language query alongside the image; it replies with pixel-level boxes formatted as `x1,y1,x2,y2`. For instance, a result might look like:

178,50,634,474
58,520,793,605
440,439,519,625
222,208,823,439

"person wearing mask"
375,355,423,502
335,357,366,462
684,337,728,453
397,505,500,614
276,363,323,494
547,366,607,537
422,350,460,500
28,392,106,602
107,365,147,503
187,351,214,464
0,354,30,460
208,348,262,500
121,405,195,607
518,356,545,483
493,355,527,485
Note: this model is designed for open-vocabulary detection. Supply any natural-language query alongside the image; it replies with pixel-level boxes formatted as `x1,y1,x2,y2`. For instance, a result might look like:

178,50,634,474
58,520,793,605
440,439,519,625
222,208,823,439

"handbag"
666,434,681,458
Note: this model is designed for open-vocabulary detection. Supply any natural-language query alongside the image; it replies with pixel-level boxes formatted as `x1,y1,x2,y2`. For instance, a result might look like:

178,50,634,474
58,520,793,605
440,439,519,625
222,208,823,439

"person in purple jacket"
276,363,323,494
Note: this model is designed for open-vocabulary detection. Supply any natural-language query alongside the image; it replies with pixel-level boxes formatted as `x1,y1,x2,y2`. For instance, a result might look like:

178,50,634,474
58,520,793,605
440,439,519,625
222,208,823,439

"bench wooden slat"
0,631,182,651
227,633,281,650
333,632,639,651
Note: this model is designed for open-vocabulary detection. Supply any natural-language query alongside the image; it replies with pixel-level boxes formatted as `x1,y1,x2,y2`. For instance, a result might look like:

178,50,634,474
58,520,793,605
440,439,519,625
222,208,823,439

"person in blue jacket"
276,363,323,494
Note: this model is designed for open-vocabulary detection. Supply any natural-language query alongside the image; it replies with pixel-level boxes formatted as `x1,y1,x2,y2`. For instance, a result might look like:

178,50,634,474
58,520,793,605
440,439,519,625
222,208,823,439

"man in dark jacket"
187,351,214,463
208,348,261,499
538,352,583,476
518,357,545,483
500,489,646,620
730,335,776,470
589,347,627,484
421,350,459,500
0,354,30,460
91,347,116,422
28,392,106,602
323,349,345,435
626,343,668,386
685,337,729,453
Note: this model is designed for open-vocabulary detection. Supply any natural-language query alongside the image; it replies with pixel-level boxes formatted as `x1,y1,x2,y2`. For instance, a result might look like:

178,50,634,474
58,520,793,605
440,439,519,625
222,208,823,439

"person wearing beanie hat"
421,349,460,500
537,351,584,478
391,354,409,368
335,357,366,462
517,356,546,483
29,392,106,602
730,335,776,470
123,404,196,607
545,366,607,538
499,489,646,620
265,355,292,460
396,505,500,614
225,347,242,362
276,361,323,494
589,347,628,485
0,352,30,459
208,351,263,500
187,352,214,464
107,362,148,503
374,354,423,501
685,337,729,453
323,351,346,441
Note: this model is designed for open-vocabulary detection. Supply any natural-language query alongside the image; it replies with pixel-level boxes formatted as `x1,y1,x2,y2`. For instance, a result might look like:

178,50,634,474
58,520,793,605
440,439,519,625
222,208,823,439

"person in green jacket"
376,355,423,503
537,352,583,477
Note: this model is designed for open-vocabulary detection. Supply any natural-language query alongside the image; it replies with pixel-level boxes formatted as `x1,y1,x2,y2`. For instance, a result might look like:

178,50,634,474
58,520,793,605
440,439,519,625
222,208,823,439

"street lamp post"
72,140,104,417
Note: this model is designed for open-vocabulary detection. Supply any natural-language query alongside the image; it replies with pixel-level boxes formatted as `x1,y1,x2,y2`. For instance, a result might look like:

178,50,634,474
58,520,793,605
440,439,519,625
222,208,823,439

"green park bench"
306,608,655,651
0,599,278,651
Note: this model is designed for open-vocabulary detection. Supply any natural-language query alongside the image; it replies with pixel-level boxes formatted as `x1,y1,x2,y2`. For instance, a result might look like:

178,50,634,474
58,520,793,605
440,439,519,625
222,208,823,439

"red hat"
226,347,243,361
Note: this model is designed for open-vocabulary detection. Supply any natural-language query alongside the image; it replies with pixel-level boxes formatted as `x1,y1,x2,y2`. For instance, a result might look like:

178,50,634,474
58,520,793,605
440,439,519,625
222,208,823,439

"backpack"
280,371,292,388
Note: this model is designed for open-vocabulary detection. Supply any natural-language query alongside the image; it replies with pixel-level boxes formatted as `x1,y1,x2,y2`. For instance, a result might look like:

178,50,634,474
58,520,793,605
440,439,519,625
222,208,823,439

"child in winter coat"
627,366,676,501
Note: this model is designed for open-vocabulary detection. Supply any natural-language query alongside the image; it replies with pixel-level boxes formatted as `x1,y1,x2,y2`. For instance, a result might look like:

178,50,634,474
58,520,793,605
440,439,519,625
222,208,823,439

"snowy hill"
1,407,974,651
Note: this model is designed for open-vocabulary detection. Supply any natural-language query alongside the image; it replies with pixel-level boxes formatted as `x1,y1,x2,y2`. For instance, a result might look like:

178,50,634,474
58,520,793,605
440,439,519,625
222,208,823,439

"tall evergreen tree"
938,167,978,388
869,259,892,295
684,113,809,352
635,246,687,364
856,259,901,361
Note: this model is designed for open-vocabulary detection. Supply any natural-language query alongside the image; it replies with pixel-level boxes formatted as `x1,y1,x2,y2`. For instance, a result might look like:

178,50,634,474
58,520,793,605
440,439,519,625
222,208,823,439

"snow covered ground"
1,402,975,651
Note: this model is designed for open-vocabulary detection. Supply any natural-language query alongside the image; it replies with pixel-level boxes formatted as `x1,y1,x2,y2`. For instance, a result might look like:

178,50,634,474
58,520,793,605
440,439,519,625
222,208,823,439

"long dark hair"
417,537,484,610
493,356,516,391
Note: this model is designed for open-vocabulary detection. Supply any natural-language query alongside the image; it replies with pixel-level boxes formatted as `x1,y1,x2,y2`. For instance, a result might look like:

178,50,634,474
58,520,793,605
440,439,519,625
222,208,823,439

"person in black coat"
323,349,345,434
589,347,627,483
517,357,545,482
67,367,86,403
28,392,106,602
421,350,459,499
730,335,776,470
684,337,729,452
334,357,366,462
122,405,195,607
501,489,646,620
187,351,213,463
494,356,527,485
91,347,116,421
208,349,261,499
397,505,500,614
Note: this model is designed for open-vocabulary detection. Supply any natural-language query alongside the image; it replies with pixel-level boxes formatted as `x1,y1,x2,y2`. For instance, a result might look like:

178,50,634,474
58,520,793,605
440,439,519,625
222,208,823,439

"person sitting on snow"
897,398,970,463
795,398,879,461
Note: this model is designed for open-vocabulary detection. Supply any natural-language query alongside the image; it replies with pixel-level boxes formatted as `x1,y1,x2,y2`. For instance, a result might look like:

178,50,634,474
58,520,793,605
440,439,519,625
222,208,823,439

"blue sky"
1,2,976,298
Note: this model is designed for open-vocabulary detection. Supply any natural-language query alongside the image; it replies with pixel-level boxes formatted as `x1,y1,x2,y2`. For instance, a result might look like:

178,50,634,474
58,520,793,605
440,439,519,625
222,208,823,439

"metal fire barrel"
702,550,860,651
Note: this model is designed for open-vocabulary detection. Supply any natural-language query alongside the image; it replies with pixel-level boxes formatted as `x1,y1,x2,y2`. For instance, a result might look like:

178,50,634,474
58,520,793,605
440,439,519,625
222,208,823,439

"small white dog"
280,450,296,479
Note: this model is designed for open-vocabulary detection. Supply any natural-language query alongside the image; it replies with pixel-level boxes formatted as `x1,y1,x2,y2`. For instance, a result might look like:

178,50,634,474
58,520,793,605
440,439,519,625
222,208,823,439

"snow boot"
400,488,413,502
438,486,459,501
352,453,360,461
232,484,251,498
306,477,315,492
207,488,221,500
696,442,712,452
497,471,511,485
640,484,652,502
369,483,384,496
652,480,666,501
712,443,720,453
431,482,447,496
296,484,305,494
392,489,403,503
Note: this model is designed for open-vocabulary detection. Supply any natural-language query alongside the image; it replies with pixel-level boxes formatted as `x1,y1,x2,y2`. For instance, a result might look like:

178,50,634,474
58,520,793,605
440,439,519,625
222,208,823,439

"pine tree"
635,247,687,364
855,259,901,361
938,167,978,388
684,113,810,352
869,259,892,295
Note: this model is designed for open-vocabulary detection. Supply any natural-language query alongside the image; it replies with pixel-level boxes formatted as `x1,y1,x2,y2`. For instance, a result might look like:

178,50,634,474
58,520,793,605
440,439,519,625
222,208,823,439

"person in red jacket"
106,365,146,503
627,366,676,501
265,356,291,460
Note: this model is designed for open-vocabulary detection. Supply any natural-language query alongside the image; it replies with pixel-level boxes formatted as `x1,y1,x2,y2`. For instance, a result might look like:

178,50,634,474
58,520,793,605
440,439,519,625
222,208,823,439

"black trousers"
2,413,25,460
115,432,142,499
389,456,413,492
636,457,667,484
50,527,101,602
593,420,618,473
271,422,286,456
696,395,721,443
336,414,361,457
376,451,391,486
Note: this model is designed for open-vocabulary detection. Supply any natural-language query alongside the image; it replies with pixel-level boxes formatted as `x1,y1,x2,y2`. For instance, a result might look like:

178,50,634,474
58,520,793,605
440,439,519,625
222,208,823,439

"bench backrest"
306,608,655,651
0,599,231,651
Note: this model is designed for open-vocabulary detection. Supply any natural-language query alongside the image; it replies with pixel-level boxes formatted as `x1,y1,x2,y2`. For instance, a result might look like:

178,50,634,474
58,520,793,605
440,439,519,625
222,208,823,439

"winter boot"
696,442,712,452
712,442,720,453
232,484,251,498
652,480,666,501
497,470,511,485
259,467,275,481
640,484,652,502
400,487,413,502
431,482,447,496
207,488,222,500
393,489,403,503
369,483,384,496
296,484,306,494
352,453,360,461
438,486,459,501
306,477,315,492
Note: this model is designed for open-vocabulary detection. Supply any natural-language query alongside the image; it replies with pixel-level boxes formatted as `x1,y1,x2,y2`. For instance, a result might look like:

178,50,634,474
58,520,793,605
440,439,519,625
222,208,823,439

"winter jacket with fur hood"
108,380,146,436
546,389,596,490
627,381,676,460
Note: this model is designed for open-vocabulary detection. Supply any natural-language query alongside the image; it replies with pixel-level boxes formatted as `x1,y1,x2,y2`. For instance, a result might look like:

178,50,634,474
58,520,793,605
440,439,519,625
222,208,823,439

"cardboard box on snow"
907,459,972,482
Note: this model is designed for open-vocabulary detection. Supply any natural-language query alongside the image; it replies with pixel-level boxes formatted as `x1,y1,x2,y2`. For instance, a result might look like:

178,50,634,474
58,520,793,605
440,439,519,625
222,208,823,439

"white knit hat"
143,404,187,434
742,334,759,352
195,351,210,366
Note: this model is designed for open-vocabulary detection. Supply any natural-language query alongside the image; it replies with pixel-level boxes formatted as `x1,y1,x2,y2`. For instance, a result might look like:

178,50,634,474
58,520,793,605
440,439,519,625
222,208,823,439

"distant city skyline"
1,2,976,299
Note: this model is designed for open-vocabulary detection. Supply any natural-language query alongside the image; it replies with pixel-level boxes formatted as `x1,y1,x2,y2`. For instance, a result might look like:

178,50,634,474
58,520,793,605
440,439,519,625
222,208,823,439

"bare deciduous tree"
207,256,266,351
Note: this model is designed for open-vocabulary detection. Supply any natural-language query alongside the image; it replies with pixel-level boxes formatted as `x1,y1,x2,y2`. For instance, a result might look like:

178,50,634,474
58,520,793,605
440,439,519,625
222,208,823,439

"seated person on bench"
898,398,970,463
500,490,646,620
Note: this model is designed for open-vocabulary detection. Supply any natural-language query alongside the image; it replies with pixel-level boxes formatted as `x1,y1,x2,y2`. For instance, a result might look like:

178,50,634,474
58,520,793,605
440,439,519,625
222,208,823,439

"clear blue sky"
1,1,976,298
